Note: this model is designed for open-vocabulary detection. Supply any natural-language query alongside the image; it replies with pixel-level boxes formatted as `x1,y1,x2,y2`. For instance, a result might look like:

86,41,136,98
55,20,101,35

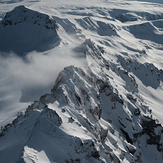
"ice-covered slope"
0,0,163,163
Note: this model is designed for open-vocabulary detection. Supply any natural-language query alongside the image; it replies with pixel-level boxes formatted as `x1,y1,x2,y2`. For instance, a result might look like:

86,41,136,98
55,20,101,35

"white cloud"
0,46,86,125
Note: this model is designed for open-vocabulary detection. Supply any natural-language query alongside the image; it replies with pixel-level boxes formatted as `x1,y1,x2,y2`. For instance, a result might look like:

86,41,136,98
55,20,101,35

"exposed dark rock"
126,145,136,155
100,128,108,143
121,128,133,144
119,120,126,128
75,94,82,106
134,108,140,116
91,151,100,158
134,117,163,152
127,94,136,102
111,93,124,104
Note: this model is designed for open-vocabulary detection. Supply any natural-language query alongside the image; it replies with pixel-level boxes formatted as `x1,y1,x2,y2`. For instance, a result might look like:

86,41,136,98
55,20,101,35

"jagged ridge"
1,39,163,162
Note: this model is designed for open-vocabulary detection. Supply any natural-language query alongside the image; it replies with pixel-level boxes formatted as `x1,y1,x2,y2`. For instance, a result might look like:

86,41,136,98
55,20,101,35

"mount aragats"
0,0,163,163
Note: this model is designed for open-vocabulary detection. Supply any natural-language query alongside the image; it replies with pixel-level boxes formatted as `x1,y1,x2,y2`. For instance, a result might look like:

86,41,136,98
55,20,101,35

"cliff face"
0,1,163,163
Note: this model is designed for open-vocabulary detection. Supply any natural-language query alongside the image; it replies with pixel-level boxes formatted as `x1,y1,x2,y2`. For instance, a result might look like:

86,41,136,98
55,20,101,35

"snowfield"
0,0,163,163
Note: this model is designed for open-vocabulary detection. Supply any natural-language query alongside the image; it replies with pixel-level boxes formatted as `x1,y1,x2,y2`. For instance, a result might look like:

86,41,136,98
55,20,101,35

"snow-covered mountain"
0,0,163,163
0,5,60,55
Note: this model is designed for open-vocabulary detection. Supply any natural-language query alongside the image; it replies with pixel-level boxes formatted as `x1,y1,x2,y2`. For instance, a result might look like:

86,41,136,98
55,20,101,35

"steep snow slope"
0,0,163,163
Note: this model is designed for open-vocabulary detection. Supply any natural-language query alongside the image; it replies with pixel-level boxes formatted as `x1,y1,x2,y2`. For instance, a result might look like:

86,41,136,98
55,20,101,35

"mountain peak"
0,5,60,55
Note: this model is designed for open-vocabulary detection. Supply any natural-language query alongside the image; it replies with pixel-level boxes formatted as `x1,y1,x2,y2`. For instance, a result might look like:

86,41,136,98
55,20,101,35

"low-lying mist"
0,46,86,125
